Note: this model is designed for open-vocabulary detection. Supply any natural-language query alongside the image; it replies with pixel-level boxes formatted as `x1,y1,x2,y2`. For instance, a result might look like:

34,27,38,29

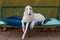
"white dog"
21,5,46,40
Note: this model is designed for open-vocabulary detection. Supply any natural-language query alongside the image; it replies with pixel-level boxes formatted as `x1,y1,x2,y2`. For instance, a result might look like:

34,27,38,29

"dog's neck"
24,13,32,17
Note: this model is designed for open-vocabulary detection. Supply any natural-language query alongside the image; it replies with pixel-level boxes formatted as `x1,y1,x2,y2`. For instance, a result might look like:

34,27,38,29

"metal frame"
0,6,60,28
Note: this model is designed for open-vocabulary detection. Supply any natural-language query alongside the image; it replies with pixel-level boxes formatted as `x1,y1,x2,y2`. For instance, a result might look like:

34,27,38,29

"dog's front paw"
30,23,35,29
22,36,24,40
30,26,34,29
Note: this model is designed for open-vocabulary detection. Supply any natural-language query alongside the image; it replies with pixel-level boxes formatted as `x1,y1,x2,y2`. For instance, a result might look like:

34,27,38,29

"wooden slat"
0,32,13,40
0,0,4,6
0,30,60,40
47,32,60,40
2,0,59,6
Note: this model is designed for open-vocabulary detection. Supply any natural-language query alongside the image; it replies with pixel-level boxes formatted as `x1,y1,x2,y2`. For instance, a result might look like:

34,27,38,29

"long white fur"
21,5,46,40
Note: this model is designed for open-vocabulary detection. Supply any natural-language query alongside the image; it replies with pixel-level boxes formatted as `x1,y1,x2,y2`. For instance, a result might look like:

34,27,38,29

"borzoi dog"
21,5,46,40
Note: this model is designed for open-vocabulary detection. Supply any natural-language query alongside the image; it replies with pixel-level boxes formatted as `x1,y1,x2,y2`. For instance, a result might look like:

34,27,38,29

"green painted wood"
0,7,2,20
2,6,58,8
56,6,60,28
58,8,60,20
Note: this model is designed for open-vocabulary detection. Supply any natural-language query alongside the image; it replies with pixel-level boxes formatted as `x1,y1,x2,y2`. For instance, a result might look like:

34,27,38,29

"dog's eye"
29,8,32,10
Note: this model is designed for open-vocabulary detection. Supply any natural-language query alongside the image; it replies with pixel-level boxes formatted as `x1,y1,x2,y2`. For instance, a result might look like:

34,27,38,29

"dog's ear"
24,8,27,11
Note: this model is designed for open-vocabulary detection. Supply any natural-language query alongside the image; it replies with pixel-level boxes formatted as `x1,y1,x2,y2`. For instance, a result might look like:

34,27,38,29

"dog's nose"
29,14,31,15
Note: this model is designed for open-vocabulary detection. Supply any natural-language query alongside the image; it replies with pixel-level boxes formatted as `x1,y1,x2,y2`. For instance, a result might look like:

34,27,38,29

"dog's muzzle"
29,13,31,15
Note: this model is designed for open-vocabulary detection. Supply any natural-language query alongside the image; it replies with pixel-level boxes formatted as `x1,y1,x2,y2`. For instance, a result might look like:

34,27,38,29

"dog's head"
24,5,33,15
